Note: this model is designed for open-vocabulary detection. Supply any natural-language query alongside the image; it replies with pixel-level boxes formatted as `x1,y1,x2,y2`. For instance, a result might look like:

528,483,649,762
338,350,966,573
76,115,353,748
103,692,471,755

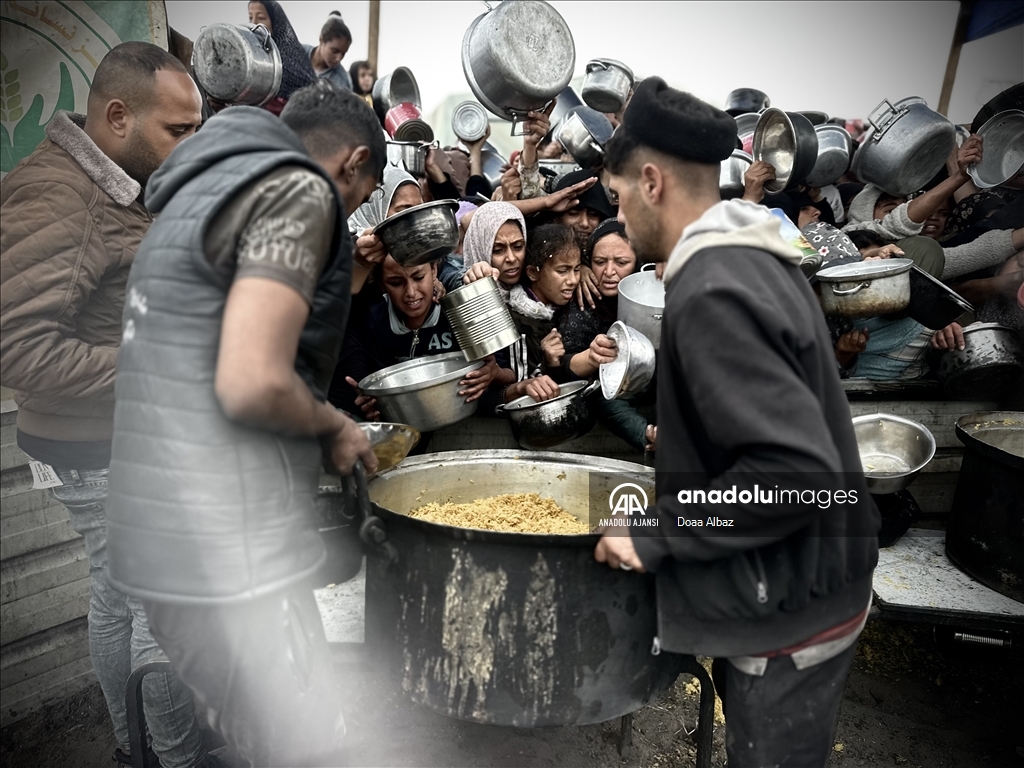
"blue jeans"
50,467,208,768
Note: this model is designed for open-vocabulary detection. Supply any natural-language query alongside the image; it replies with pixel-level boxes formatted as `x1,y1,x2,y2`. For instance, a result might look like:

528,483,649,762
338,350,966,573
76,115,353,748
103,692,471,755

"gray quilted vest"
106,107,351,603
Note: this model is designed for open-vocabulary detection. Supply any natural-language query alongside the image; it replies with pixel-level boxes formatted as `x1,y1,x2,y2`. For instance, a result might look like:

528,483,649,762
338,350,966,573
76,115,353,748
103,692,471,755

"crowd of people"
1,2,1021,767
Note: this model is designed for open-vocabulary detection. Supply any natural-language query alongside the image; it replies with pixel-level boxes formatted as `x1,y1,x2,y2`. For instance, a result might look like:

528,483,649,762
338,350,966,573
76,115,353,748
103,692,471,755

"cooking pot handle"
507,100,554,137
351,463,399,566
640,263,658,272
582,379,602,397
586,60,611,74
830,281,870,296
250,23,273,53
866,99,900,139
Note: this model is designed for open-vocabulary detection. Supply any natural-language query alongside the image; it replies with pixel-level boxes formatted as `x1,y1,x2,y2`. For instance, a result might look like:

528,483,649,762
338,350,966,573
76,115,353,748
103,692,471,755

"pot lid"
815,258,913,282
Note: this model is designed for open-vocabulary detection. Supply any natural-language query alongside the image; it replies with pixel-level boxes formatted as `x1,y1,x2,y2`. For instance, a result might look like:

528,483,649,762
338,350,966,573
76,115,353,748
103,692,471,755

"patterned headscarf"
255,1,317,101
348,166,418,233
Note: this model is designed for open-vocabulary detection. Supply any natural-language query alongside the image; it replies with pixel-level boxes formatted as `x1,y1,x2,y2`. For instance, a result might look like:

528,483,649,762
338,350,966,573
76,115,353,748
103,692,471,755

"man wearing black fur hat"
594,77,878,767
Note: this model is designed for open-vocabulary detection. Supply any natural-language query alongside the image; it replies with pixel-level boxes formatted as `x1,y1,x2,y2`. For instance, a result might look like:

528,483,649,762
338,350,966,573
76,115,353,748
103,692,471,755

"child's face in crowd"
530,245,581,307
381,256,436,324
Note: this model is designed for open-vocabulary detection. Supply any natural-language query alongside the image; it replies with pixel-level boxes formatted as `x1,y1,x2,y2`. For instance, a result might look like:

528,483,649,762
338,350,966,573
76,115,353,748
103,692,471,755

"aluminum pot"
720,149,753,196
815,258,913,318
372,66,422,124
938,323,1024,399
798,110,830,126
600,322,656,400
617,264,665,350
905,265,973,330
363,450,684,726
442,276,519,361
451,100,490,142
358,352,484,432
496,380,601,450
968,109,1024,189
581,58,634,114
806,124,852,187
462,0,575,134
480,145,508,191
753,109,818,192
852,413,936,495
373,199,458,265
852,97,956,197
724,88,770,116
556,107,613,168
547,85,584,140
192,23,282,106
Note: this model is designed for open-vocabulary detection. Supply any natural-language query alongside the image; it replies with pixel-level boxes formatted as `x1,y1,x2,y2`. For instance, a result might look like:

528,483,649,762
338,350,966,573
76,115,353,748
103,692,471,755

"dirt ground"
2,618,1020,768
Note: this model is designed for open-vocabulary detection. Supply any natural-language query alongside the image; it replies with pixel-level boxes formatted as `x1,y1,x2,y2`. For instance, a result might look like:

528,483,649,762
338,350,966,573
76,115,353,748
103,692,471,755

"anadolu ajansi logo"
609,483,648,516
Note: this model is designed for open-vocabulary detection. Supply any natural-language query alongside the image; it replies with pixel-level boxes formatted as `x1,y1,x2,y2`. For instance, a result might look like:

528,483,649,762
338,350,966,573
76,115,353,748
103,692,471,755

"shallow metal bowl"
373,200,459,266
358,352,483,432
852,413,936,495
968,109,1024,189
359,422,421,475
754,108,812,193
600,321,656,400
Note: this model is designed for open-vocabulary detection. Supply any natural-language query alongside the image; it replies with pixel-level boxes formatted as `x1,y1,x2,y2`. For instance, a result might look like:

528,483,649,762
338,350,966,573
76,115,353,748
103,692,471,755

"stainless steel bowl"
968,109,1024,189
373,200,459,266
496,380,600,450
753,108,818,192
358,352,484,432
852,413,936,495
359,422,421,475
600,321,656,400
720,149,753,196
806,124,851,187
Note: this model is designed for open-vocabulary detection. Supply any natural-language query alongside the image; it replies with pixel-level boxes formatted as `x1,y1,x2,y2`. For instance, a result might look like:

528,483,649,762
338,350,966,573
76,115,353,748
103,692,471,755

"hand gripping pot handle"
831,281,871,297
507,99,554,137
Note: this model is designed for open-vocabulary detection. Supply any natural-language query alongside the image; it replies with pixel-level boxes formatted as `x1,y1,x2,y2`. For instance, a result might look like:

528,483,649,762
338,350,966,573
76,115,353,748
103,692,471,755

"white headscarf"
461,202,527,297
348,166,418,233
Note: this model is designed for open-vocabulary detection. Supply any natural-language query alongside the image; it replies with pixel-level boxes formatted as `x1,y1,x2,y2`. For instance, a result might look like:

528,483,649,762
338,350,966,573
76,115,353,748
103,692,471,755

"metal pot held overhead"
581,58,634,114
192,23,282,106
753,109,818,192
851,97,956,197
968,109,1024,189
556,107,613,169
806,124,852,188
724,87,770,117
815,258,913,318
462,0,576,134
373,198,458,265
372,66,423,124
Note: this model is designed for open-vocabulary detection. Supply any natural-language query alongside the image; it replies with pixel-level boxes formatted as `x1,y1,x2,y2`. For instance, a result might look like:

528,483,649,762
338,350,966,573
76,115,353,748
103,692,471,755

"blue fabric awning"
965,0,1024,42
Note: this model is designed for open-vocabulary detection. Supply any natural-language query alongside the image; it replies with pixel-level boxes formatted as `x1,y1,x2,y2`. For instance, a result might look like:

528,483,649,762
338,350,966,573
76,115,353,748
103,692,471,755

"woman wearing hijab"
247,1,317,115
349,166,423,295
454,202,528,296
556,221,655,452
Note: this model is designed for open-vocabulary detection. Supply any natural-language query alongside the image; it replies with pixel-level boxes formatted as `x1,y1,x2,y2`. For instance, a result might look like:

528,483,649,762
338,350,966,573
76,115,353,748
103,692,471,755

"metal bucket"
192,23,282,106
616,265,665,350
363,450,684,726
442,276,519,361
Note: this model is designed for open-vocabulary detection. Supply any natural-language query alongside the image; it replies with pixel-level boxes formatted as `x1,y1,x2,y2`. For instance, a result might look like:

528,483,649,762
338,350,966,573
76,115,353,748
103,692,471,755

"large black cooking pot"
946,413,1024,602
362,450,683,727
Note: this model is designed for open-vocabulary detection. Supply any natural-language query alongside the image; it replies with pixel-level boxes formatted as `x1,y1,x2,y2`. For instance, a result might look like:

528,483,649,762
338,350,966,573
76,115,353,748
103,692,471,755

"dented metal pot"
363,450,682,726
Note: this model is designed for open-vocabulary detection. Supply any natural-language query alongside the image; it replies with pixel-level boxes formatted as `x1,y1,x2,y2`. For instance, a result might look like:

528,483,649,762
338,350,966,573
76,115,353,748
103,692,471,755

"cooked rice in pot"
408,493,590,534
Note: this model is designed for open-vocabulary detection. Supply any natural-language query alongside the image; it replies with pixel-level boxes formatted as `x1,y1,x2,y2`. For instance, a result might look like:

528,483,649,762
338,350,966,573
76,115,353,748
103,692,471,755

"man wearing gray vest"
105,81,384,766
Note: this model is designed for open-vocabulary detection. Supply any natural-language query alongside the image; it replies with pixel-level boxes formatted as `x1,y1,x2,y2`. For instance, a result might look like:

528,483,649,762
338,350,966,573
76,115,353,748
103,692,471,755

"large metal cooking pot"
442,276,519,361
806,124,851,187
905,265,973,330
372,66,422,124
724,88,770,116
496,380,601,449
462,0,575,134
581,58,634,114
968,109,1024,189
363,450,684,726
192,23,282,106
358,352,483,432
852,97,956,197
946,412,1024,602
753,109,818,192
556,107,613,169
852,413,936,495
815,258,913,318
938,323,1024,399
373,199,459,266
617,264,665,350
720,149,753,196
